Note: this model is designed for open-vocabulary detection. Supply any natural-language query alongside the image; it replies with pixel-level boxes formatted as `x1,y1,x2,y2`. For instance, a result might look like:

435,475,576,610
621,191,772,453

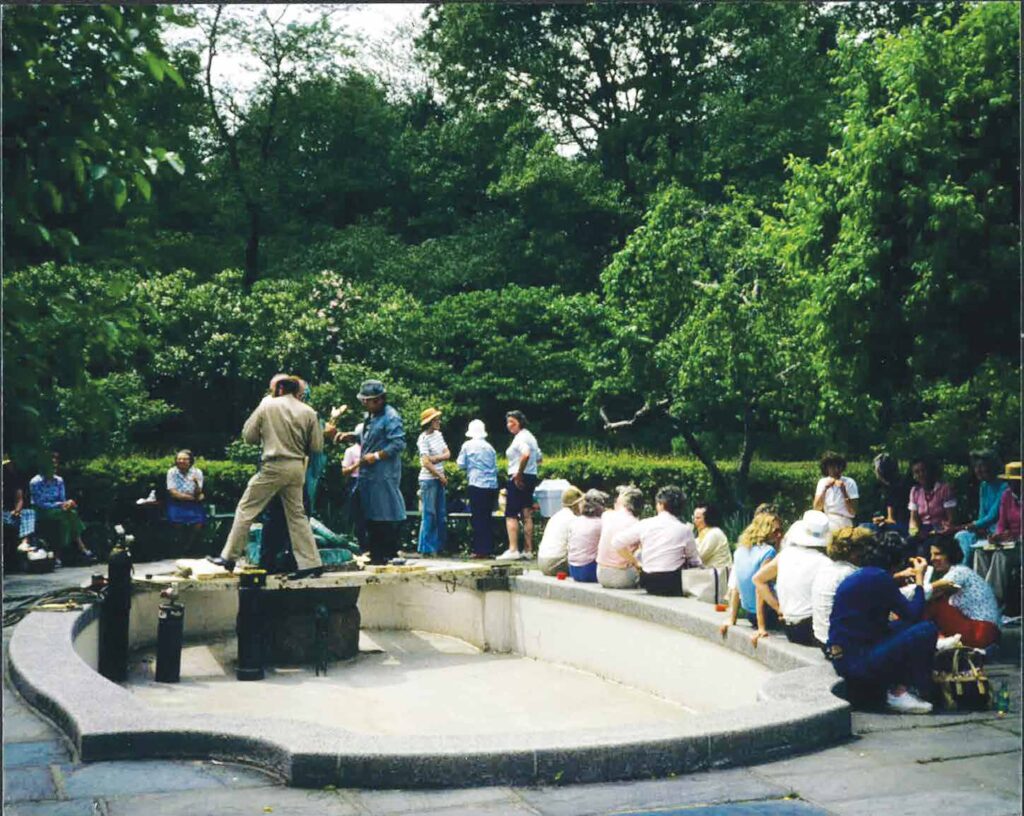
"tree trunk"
243,206,261,288
736,403,757,505
672,420,740,511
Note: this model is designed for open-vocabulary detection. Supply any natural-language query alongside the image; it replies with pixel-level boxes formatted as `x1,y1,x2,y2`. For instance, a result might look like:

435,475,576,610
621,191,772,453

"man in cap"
209,376,324,579
330,380,406,565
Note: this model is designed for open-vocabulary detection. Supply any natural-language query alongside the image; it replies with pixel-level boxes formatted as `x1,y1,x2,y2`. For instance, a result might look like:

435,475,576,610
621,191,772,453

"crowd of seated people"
525,450,1019,715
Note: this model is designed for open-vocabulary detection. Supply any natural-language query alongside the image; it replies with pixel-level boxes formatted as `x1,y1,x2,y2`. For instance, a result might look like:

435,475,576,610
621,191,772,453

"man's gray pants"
221,458,322,570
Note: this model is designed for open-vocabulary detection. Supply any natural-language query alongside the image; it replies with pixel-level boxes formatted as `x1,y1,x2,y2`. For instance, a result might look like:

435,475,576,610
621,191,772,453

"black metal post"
155,600,185,683
236,568,267,681
98,543,133,682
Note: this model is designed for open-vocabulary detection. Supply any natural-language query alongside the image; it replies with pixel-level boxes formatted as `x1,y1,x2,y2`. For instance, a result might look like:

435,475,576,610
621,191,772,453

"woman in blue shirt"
720,512,783,640
457,420,499,558
954,450,1007,564
826,537,938,714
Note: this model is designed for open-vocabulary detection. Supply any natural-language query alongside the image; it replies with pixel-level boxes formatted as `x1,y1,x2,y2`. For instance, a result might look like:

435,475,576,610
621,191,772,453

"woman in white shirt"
499,410,542,560
813,451,859,532
693,503,732,569
612,485,702,597
810,526,866,647
567,490,610,583
752,510,832,646
597,486,644,589
537,486,584,575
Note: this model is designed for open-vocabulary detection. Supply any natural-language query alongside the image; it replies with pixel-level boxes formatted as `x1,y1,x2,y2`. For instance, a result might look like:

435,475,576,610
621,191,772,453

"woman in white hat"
456,419,499,558
751,510,833,646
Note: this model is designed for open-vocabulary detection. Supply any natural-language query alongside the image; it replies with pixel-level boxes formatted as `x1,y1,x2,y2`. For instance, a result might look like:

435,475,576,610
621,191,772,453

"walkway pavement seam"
914,746,1022,764
50,763,69,799
744,769,840,816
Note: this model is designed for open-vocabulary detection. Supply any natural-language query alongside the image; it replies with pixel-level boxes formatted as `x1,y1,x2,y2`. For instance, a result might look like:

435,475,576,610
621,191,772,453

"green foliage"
2,263,167,464
4,4,1018,483
2,4,186,266
593,186,805,500
776,3,1020,451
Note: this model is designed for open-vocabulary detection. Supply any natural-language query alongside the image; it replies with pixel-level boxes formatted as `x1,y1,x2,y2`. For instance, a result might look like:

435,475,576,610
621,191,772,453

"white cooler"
533,478,573,518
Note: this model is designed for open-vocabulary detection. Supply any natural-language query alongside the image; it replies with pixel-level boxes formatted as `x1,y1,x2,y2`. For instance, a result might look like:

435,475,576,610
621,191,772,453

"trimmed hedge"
62,453,971,542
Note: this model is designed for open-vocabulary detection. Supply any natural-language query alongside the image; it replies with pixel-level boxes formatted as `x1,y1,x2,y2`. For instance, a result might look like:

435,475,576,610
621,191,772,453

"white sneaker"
886,690,933,714
936,634,962,652
519,551,533,560
496,549,521,561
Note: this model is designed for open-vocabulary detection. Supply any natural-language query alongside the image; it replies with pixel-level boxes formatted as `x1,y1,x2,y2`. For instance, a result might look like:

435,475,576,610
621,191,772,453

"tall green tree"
192,5,346,286
592,188,803,507
776,2,1020,456
417,3,905,206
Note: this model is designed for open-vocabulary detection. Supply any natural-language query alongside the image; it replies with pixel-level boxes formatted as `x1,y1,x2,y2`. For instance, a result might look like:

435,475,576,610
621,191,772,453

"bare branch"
600,398,671,431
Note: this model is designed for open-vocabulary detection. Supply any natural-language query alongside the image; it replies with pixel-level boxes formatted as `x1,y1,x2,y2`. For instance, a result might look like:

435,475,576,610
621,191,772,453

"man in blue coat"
330,380,406,564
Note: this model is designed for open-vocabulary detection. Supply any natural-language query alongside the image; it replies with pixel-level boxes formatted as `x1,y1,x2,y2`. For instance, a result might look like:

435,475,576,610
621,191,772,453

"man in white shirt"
612,485,701,596
813,451,859,531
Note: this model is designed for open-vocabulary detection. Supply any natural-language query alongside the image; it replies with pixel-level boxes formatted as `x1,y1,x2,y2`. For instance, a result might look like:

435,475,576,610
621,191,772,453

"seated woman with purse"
165,449,208,528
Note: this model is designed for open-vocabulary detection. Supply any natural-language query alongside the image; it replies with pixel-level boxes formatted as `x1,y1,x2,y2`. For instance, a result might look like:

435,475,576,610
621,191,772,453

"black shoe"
206,555,236,572
78,549,98,564
286,566,324,580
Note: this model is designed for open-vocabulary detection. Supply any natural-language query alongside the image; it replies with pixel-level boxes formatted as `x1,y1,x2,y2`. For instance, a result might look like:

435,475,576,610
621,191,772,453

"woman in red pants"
924,534,1001,649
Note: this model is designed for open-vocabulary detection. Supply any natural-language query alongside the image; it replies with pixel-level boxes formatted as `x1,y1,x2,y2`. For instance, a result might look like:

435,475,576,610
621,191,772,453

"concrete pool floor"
4,560,1021,815
125,630,699,736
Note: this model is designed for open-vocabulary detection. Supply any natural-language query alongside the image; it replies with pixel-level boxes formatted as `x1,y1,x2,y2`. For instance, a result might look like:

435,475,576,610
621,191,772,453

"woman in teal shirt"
954,450,1007,563
720,511,784,639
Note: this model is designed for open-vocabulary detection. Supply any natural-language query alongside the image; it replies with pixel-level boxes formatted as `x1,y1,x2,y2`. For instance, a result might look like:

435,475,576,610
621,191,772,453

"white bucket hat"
465,419,488,439
788,510,832,548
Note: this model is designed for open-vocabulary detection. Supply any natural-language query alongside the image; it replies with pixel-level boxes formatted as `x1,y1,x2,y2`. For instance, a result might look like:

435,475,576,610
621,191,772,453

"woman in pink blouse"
567,489,609,583
907,455,956,556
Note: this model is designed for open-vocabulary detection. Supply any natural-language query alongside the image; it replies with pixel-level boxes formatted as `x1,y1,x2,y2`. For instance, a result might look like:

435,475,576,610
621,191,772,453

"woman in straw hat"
416,407,450,556
536,485,585,575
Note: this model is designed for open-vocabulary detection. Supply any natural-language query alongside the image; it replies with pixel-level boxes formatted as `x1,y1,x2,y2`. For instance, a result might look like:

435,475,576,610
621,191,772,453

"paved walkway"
3,562,1020,816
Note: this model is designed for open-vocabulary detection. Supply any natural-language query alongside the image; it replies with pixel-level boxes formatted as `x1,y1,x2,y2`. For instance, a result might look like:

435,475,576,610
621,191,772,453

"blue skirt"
166,500,207,525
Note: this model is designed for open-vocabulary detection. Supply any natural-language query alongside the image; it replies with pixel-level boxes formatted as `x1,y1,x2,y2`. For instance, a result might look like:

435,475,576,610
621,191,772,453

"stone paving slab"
2,765,58,803
56,760,245,799
622,802,829,816
750,759,1016,809
514,769,789,816
838,721,1021,764
103,787,362,816
355,786,522,814
2,704,66,743
822,788,1021,816
3,740,72,768
396,802,542,816
936,750,1022,797
3,800,102,816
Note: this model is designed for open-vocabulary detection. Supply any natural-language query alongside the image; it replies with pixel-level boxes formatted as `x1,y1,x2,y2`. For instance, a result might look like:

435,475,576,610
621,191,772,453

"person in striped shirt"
417,408,450,556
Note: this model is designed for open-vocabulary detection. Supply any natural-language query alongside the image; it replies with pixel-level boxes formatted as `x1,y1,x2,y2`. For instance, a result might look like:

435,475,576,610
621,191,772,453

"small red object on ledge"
556,572,568,580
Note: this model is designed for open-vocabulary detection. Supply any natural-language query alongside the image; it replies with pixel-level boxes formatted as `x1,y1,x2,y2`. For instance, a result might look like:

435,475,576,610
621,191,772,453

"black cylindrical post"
155,601,185,683
236,568,267,681
99,544,133,682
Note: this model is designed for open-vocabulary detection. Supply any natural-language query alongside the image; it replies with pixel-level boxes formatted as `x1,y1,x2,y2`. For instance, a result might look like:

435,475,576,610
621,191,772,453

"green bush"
62,453,971,543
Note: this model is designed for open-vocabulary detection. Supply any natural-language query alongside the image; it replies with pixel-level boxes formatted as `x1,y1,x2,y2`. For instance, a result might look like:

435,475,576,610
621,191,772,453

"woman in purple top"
907,455,957,557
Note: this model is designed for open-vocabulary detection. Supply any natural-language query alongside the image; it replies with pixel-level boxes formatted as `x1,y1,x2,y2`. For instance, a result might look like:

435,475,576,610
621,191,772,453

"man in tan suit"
208,376,324,578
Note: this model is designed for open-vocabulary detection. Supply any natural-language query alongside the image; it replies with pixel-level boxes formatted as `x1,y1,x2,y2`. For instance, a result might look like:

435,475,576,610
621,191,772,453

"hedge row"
62,453,971,539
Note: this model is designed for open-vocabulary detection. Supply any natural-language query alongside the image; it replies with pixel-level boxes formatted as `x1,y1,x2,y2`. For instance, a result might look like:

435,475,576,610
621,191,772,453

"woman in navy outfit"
826,536,939,714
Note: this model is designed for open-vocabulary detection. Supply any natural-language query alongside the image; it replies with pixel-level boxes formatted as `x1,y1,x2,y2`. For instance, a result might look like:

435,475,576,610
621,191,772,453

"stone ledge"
7,578,850,789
